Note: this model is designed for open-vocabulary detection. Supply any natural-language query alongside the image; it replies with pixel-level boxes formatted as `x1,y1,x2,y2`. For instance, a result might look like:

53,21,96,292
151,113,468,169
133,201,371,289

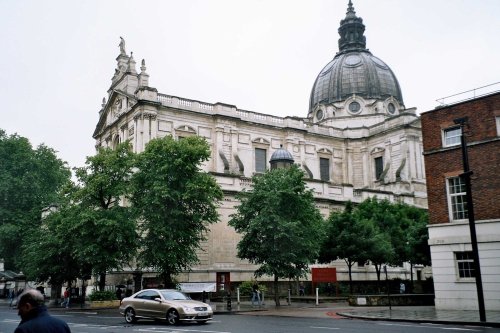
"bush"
238,281,267,296
88,290,116,301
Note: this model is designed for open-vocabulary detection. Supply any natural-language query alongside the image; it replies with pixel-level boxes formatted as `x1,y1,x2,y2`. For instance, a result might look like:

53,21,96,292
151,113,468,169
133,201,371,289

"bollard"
237,288,240,305
315,288,319,306
226,291,232,310
288,289,291,305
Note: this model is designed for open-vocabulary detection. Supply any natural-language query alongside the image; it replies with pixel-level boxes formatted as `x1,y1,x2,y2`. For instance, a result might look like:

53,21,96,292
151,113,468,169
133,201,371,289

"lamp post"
453,117,486,322
383,265,391,311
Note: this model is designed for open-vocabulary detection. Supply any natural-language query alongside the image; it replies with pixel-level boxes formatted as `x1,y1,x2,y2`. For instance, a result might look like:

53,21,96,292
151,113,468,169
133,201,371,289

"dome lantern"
308,0,404,118
270,145,294,170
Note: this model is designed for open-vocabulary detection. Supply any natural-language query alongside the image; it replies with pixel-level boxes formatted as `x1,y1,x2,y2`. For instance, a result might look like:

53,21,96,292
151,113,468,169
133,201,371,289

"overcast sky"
1,0,499,169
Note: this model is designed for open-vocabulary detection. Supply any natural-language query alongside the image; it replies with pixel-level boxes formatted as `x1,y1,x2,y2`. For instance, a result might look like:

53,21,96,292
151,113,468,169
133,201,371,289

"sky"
1,0,499,170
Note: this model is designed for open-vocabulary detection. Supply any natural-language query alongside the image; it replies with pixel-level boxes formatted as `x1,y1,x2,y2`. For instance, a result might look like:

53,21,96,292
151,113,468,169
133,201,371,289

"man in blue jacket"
15,289,71,333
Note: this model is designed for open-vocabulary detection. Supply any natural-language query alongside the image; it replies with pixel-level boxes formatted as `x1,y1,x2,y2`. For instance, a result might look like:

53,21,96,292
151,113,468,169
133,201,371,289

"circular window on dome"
387,103,396,114
348,101,361,114
345,55,361,66
316,109,324,121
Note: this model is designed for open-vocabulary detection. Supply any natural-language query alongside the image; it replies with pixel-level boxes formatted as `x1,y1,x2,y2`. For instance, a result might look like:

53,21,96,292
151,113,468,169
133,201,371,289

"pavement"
2,298,500,328
218,301,500,328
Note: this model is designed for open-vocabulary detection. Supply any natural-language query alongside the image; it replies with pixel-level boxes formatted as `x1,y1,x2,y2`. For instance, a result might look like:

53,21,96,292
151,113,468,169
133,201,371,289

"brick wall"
421,92,500,225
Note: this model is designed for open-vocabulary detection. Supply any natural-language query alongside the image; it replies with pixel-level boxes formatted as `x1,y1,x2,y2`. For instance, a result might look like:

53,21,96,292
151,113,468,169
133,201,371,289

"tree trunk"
51,283,62,306
98,272,106,291
346,259,353,294
409,262,414,293
162,272,175,289
274,275,280,306
374,264,381,293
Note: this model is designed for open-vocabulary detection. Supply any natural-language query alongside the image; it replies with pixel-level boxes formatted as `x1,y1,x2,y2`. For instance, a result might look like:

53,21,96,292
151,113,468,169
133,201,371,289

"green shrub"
89,290,117,301
238,281,267,296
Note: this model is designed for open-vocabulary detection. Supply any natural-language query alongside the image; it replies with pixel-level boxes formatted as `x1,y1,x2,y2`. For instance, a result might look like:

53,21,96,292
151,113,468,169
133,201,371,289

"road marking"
310,326,340,330
441,328,480,331
134,328,231,333
378,323,480,331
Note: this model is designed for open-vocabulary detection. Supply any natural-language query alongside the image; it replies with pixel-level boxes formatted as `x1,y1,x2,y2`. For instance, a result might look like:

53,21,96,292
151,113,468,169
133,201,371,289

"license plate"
197,312,208,316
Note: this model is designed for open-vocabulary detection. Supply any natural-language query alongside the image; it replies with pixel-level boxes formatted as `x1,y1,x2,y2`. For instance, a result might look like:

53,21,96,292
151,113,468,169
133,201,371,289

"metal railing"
436,82,500,107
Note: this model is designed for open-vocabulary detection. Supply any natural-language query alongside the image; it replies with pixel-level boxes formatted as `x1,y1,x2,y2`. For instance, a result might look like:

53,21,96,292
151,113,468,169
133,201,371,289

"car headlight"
182,306,196,313
206,305,212,312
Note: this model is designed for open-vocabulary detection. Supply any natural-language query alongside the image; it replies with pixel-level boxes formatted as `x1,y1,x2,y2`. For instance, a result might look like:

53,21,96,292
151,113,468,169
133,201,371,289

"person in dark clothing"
15,289,71,333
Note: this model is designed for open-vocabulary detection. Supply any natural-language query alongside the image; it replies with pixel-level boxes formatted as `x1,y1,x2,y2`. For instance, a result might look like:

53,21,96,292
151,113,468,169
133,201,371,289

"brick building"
421,91,500,310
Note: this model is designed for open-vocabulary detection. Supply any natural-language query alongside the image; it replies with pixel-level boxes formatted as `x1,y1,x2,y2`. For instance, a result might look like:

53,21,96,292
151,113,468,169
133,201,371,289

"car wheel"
124,308,137,323
166,309,180,325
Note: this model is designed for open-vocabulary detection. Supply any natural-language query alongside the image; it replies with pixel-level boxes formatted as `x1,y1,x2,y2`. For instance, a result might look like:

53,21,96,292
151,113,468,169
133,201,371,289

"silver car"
119,289,213,325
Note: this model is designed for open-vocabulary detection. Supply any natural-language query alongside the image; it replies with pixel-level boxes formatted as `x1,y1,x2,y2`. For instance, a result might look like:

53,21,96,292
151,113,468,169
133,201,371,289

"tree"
131,135,223,287
71,142,139,290
400,204,430,290
0,129,71,270
355,198,429,288
20,203,88,297
229,165,325,306
21,142,138,293
319,201,376,294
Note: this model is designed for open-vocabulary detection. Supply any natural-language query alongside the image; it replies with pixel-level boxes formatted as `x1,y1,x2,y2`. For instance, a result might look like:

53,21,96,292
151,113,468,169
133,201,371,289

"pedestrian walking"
251,281,261,306
15,289,71,333
61,288,70,308
299,282,305,296
9,288,16,307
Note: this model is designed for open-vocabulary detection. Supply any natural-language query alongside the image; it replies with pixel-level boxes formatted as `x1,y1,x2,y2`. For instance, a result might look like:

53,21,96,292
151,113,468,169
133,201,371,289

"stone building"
421,90,500,311
92,1,427,291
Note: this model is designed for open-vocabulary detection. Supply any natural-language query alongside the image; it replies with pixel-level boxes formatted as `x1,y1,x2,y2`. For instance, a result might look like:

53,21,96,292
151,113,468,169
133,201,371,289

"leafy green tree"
355,198,429,288
131,135,223,287
400,204,430,290
0,129,71,270
20,203,88,299
71,142,139,290
229,165,325,306
319,201,376,294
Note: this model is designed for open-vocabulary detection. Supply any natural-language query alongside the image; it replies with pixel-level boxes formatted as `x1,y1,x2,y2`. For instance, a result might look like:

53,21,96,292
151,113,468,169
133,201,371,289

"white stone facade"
92,44,427,286
428,220,500,310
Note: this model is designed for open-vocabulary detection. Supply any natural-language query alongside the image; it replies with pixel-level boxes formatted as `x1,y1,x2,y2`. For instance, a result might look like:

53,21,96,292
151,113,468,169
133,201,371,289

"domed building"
308,0,405,130
93,1,427,292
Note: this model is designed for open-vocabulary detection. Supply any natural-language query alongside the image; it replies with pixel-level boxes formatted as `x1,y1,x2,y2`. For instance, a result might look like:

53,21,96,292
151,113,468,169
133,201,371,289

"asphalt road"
1,307,499,333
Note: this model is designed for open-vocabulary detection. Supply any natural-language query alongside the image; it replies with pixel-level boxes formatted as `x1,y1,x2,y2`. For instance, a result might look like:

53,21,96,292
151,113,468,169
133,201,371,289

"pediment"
317,147,333,154
93,90,137,138
175,125,197,134
370,146,385,154
251,137,270,145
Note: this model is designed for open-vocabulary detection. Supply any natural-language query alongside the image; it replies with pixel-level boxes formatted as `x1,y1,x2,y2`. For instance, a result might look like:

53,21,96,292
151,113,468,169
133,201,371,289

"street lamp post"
383,265,391,311
453,117,486,322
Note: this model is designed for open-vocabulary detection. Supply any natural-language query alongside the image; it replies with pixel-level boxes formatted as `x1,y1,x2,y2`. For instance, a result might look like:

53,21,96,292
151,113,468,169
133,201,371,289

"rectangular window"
320,158,330,181
255,148,266,173
443,127,462,147
447,177,468,220
456,251,475,278
374,156,384,180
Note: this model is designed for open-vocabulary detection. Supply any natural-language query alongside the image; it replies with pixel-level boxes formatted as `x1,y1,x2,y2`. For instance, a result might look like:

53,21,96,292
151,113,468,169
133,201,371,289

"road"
1,307,499,333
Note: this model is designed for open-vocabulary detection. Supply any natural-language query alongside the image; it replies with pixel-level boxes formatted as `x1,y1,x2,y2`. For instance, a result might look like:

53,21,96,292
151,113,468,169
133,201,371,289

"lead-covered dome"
308,1,404,117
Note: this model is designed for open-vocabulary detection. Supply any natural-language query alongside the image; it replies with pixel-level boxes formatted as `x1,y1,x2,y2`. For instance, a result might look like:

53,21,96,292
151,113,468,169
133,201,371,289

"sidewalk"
220,300,500,327
2,298,500,327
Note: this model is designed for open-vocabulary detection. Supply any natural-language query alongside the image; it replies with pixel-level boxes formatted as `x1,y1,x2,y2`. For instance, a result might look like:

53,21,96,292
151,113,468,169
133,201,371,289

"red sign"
311,268,337,283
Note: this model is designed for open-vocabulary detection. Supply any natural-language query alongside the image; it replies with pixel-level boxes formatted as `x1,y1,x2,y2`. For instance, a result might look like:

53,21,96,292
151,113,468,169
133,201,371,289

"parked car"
119,289,213,325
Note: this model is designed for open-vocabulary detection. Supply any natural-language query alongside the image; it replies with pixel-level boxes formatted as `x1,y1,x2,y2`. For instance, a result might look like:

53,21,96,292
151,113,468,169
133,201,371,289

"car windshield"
161,290,190,301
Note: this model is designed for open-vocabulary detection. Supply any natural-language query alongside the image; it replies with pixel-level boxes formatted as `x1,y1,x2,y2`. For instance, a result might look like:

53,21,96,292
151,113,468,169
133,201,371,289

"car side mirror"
154,297,162,302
